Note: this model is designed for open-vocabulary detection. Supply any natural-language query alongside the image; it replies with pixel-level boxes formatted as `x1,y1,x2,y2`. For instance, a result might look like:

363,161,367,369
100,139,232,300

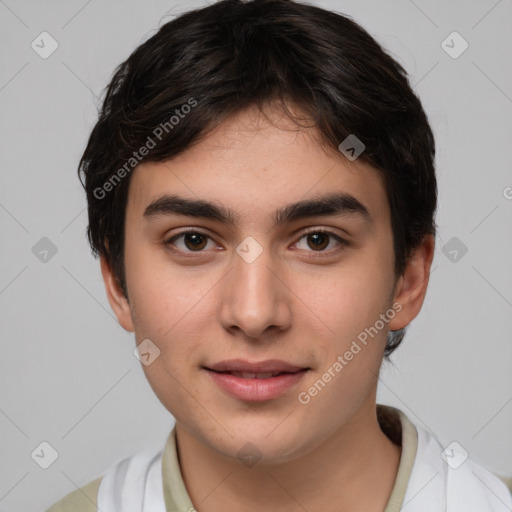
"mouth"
211,370,297,379
203,359,310,402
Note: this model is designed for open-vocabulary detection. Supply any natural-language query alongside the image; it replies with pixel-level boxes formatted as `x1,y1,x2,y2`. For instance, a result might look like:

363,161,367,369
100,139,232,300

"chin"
204,417,318,466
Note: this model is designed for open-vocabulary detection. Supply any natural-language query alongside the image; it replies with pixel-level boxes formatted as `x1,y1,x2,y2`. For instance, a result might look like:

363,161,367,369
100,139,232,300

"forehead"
126,105,389,228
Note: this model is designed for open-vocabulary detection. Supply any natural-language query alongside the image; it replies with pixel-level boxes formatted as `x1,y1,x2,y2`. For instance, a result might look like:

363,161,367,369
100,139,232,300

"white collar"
402,423,512,510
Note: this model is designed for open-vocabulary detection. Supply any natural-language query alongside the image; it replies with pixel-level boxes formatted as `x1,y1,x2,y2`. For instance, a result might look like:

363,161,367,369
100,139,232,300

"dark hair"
79,0,437,357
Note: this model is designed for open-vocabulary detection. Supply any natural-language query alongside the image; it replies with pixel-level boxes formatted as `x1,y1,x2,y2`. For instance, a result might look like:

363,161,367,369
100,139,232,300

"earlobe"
388,234,435,331
100,255,135,332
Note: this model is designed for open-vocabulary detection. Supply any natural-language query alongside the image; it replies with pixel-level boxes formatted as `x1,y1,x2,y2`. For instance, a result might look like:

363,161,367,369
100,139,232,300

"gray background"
0,0,511,510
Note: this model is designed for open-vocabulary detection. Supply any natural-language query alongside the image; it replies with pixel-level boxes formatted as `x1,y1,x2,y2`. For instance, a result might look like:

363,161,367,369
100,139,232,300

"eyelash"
163,228,349,257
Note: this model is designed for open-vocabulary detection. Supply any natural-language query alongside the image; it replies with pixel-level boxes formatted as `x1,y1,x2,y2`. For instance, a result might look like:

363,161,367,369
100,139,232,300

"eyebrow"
143,193,372,226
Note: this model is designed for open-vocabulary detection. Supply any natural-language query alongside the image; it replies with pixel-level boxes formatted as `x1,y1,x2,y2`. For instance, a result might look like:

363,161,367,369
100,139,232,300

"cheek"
295,264,393,419
124,243,207,356
303,261,394,345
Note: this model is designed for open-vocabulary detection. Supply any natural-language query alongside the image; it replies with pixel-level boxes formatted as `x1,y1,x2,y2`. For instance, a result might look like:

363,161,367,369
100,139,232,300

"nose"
218,243,292,340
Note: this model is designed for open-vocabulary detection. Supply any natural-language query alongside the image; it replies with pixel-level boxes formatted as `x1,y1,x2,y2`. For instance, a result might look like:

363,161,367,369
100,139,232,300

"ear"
388,234,435,331
100,255,135,332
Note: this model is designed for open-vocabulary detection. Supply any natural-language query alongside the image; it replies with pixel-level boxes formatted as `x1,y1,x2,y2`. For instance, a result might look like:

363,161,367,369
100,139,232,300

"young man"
45,0,512,510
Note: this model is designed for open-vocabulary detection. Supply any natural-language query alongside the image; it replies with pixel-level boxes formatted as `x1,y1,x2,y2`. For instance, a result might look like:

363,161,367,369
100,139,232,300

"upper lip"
205,359,308,373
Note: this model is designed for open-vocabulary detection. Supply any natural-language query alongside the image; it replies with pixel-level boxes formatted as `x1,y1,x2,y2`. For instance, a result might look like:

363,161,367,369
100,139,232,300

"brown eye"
165,230,215,252
295,230,345,253
183,232,208,251
306,232,329,251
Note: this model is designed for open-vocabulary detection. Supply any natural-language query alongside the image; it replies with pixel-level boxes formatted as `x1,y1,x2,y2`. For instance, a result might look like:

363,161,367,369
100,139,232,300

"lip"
204,359,310,402
206,358,306,373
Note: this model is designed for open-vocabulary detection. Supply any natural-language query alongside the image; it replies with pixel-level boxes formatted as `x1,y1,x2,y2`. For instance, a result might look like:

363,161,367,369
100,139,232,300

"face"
102,104,427,465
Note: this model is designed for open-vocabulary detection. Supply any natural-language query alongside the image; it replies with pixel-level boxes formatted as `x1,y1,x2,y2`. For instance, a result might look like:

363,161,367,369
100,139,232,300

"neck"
175,401,401,512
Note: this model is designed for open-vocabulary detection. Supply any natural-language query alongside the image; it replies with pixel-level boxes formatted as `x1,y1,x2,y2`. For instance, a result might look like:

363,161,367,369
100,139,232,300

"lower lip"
205,369,308,402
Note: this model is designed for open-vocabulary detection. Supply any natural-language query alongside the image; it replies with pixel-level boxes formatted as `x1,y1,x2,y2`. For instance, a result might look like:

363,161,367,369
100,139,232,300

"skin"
101,104,434,511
